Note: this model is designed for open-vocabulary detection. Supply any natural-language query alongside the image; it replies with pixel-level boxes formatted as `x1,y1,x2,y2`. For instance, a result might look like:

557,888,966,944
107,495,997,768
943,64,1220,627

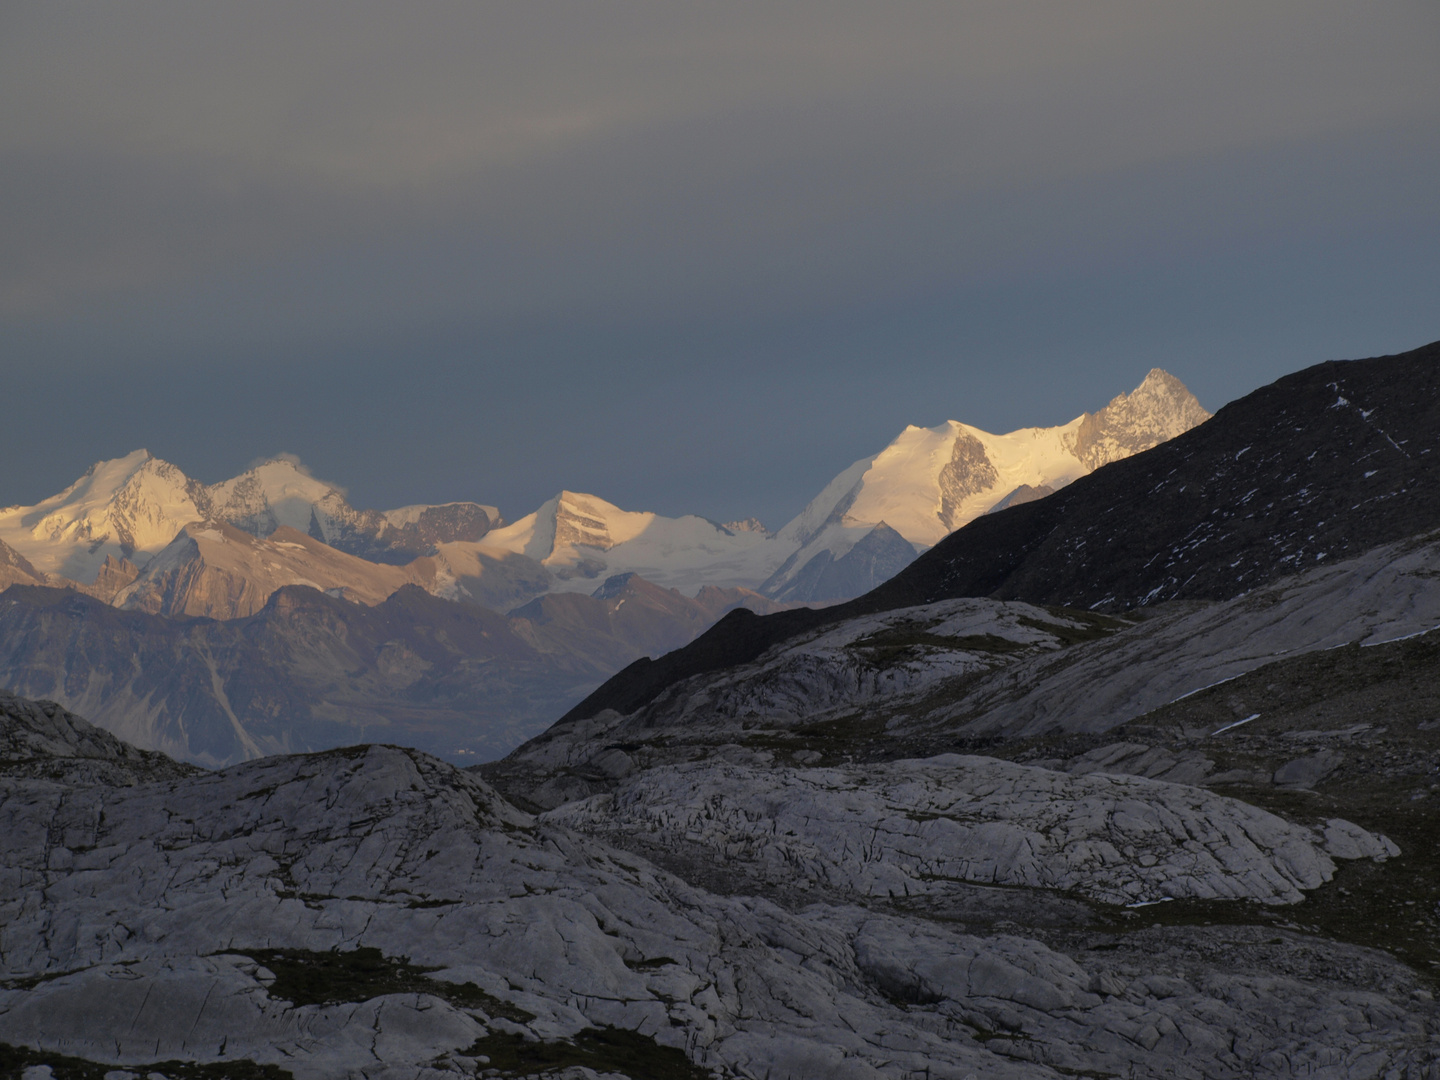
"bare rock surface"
545,756,1397,907
510,530,1440,780
0,740,1047,1080
113,521,441,619
923,529,1440,739
0,690,197,786
2,712,1433,1079
506,597,1115,778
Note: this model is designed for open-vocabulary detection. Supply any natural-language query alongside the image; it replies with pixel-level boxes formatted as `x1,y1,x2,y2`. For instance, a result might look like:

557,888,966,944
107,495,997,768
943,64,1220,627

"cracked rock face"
0,742,1047,1080
2,701,1437,1079
544,755,1397,907
0,690,197,787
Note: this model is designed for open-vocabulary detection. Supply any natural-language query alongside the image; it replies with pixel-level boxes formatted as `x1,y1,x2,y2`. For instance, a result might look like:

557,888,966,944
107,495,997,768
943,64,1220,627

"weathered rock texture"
0,690,197,786
546,756,1396,907
3,716,1435,1080
520,528,1440,776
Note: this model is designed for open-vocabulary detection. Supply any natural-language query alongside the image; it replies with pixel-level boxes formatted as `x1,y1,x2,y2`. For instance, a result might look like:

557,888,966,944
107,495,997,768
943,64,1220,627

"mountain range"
759,368,1209,601
0,573,790,767
0,369,1207,768
1,367,1206,612
0,450,500,586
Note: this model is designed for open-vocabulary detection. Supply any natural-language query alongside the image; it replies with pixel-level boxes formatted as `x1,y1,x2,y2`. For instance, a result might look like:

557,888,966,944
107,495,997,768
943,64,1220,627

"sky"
3,2,1438,528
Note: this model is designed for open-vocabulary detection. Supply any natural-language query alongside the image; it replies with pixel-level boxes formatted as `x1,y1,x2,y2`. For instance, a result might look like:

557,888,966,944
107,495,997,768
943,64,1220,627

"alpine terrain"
0,371,1203,767
2,340,1439,1079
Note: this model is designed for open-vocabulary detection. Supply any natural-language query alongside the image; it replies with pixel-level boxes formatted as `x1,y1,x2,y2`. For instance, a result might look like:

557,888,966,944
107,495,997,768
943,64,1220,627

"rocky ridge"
527,526,1440,779
0,539,43,593
1066,368,1212,471
547,754,1396,907
0,689,197,786
114,521,442,619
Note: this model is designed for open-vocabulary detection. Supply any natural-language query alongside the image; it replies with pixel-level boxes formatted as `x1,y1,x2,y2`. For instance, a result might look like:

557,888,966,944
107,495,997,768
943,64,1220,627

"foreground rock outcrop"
2,697,1437,1079
547,755,1397,907
0,690,197,786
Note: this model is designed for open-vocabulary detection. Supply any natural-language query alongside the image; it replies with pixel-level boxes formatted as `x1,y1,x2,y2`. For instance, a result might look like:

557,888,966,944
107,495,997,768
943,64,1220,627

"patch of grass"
793,710,889,746
1213,780,1440,980
1106,632,1440,977
1047,1066,1123,1080
0,1043,292,1080
849,628,1032,671
462,1027,713,1079
1020,607,1130,647
236,947,536,1021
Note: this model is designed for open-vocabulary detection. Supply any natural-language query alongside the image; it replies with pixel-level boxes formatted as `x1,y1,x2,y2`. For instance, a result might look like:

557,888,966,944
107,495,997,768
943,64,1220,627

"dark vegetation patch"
0,967,86,992
846,606,1127,671
623,956,678,972
792,709,890,748
0,1043,292,1080
461,1026,713,1079
849,628,1031,670
1018,608,1130,647
236,947,535,1021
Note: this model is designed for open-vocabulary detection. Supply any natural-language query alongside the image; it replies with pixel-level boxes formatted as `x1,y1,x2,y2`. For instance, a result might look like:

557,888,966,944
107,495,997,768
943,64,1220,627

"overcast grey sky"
3,2,1438,526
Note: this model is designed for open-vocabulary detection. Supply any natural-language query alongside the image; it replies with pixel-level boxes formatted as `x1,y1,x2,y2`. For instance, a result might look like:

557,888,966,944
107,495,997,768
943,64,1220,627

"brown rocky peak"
1068,368,1210,471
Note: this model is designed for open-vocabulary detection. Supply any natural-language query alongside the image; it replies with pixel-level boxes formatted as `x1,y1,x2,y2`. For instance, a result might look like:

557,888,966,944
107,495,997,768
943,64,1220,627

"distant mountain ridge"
473,368,1208,603
1,369,1206,615
0,572,797,766
113,521,442,619
0,451,502,585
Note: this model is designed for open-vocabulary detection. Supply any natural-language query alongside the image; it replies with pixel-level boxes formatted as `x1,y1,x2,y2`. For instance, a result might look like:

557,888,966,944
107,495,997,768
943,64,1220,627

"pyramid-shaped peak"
1071,369,1210,471
1132,368,1198,399
1111,368,1209,424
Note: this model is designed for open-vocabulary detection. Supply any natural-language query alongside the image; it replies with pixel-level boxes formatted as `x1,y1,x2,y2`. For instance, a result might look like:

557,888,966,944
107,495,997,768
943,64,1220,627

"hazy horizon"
4,3,1437,527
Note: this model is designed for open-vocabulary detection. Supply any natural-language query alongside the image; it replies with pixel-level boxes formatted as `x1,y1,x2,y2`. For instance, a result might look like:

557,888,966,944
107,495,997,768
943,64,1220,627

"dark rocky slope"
558,338,1440,725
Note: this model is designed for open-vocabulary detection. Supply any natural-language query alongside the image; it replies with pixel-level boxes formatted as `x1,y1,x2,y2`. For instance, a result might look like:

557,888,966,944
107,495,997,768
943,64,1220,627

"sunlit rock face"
1066,368,1213,471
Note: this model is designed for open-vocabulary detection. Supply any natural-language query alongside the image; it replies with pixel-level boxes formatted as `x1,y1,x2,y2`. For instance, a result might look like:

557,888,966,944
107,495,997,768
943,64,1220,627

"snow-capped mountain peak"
0,450,208,580
205,456,348,539
0,369,1206,607
481,491,788,592
0,452,502,585
760,369,1209,601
